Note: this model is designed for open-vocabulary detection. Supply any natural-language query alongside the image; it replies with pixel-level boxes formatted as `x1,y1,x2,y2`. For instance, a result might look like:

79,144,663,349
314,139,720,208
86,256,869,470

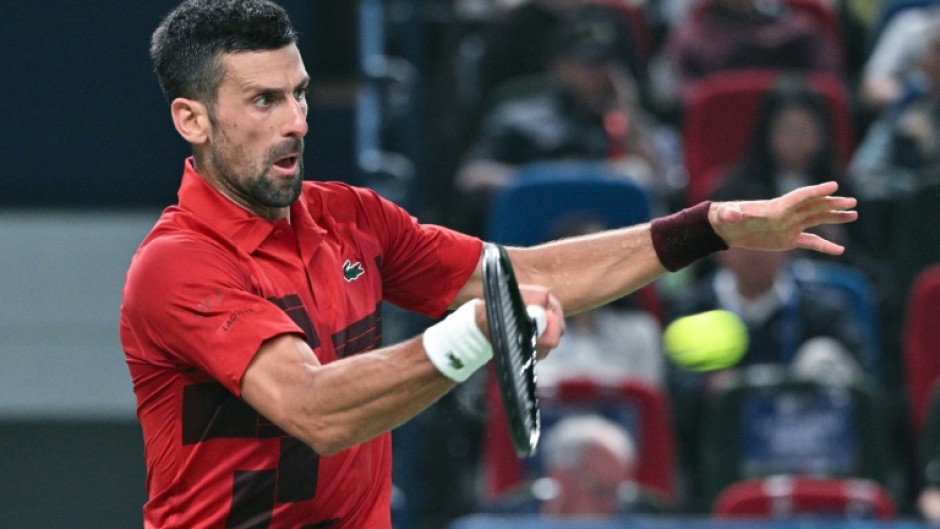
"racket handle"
526,305,548,338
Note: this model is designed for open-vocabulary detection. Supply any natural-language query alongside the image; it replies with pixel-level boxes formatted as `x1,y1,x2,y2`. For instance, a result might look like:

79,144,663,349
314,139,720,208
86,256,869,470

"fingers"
519,285,565,359
794,195,857,218
537,293,565,350
783,181,840,207
795,232,846,255
801,209,859,227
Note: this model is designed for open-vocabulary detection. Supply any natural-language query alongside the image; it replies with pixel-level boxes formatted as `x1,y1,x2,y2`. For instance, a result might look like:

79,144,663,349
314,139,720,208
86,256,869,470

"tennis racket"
481,244,544,457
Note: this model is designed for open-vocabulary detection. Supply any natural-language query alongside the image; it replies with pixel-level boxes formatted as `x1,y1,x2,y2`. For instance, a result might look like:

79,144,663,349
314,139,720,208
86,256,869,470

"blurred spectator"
848,13,940,281
535,215,666,390
919,457,940,523
666,180,874,504
653,0,845,108
470,0,647,113
487,414,659,516
720,78,849,196
717,78,855,254
669,249,869,378
860,3,940,111
453,11,665,232
541,414,638,516
851,14,940,201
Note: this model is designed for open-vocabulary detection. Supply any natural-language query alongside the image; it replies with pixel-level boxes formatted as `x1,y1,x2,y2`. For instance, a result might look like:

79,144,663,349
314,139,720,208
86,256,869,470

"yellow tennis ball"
663,309,749,371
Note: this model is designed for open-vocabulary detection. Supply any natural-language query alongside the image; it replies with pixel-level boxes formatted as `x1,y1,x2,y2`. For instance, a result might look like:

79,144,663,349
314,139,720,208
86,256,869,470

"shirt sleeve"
353,188,483,318
122,233,303,396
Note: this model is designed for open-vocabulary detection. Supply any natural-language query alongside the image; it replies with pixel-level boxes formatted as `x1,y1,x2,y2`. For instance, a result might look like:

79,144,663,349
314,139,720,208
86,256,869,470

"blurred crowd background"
4,1,940,528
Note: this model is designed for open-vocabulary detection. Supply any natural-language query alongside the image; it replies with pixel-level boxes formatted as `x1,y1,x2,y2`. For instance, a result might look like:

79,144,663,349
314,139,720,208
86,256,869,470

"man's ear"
170,98,212,145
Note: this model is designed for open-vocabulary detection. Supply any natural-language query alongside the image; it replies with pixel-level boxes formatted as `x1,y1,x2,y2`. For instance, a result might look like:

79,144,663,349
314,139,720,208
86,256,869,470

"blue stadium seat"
484,161,653,246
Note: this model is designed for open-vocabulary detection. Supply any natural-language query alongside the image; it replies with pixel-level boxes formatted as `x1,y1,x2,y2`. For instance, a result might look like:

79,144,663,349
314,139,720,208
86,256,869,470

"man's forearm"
454,182,856,313
242,334,456,456
506,201,727,314
507,222,666,314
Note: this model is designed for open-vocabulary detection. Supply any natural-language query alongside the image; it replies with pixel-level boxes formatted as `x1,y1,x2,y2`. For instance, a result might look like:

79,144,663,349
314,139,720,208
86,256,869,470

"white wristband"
423,300,493,382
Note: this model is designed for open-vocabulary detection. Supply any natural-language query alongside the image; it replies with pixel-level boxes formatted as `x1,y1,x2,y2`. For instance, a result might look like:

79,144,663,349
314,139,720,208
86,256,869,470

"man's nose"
283,98,309,137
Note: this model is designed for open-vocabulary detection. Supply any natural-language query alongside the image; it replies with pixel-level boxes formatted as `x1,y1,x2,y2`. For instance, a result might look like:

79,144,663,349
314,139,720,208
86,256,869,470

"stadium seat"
714,475,896,519
681,69,854,205
784,0,844,45
482,377,678,504
484,160,662,322
698,366,894,507
903,265,940,435
484,161,652,246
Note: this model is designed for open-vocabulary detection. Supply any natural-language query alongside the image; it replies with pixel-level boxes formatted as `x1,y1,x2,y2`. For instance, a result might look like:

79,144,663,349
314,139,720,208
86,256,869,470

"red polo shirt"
120,158,482,529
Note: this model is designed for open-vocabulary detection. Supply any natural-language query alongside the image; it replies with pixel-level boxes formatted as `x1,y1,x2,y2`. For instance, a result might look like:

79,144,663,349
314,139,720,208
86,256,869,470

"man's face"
770,105,823,172
554,443,632,515
200,44,309,217
552,58,618,115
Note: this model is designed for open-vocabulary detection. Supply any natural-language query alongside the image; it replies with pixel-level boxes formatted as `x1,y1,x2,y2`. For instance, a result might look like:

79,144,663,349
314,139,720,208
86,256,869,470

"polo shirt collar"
177,157,280,254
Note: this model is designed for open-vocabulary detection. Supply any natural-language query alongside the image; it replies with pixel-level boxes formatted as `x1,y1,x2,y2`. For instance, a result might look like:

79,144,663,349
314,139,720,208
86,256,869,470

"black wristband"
650,201,729,272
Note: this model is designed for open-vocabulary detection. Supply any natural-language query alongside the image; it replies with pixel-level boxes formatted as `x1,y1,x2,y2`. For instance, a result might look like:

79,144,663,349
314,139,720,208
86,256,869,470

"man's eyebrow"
241,76,310,94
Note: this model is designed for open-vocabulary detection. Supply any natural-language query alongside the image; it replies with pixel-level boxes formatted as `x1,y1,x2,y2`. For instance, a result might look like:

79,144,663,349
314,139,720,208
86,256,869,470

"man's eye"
254,95,271,107
294,88,307,101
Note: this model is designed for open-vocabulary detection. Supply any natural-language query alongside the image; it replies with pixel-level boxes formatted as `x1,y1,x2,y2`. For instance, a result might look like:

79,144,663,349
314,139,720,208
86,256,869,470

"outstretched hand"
709,181,858,255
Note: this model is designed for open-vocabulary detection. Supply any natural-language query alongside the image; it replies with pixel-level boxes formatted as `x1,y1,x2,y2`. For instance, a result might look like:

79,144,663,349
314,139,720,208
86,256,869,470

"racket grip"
526,305,547,338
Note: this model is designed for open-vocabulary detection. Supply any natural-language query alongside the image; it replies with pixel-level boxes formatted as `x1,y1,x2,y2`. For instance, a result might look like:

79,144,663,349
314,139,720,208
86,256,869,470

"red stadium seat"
714,475,896,519
688,0,843,46
482,377,678,504
903,265,940,434
681,69,854,205
784,0,844,45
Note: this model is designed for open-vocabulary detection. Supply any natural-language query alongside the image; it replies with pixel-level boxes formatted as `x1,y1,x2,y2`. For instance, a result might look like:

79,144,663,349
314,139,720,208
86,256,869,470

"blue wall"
0,1,353,209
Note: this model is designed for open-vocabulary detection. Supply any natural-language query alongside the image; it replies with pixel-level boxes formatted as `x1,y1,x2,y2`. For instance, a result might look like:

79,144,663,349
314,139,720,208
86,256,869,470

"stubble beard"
209,131,305,209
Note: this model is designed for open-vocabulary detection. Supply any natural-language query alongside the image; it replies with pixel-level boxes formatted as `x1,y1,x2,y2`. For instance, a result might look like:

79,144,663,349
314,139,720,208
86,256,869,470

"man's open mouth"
273,156,299,171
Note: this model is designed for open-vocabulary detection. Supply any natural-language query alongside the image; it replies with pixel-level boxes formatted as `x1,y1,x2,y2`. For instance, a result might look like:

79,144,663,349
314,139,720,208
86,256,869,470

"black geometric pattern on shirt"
300,519,341,529
332,303,382,358
267,293,321,349
181,382,326,527
182,382,284,444
226,469,275,529
181,293,330,527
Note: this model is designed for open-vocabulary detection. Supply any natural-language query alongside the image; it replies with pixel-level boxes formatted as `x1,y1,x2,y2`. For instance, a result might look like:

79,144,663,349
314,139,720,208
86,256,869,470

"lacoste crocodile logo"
343,260,365,282
446,352,464,370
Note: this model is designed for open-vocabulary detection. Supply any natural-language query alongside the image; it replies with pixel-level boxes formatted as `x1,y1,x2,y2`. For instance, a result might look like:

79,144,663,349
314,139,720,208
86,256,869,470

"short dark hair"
150,0,297,105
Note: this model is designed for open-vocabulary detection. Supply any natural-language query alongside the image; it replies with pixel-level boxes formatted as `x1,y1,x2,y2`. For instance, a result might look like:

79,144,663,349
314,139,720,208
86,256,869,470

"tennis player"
119,1,858,528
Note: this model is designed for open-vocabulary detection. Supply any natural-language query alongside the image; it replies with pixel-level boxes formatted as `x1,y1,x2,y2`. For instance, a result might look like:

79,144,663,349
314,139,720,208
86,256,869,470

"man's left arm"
453,182,858,314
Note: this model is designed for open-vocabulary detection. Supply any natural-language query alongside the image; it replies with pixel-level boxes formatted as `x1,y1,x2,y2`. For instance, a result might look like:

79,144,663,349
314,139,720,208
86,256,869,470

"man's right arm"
241,287,564,456
240,333,455,456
